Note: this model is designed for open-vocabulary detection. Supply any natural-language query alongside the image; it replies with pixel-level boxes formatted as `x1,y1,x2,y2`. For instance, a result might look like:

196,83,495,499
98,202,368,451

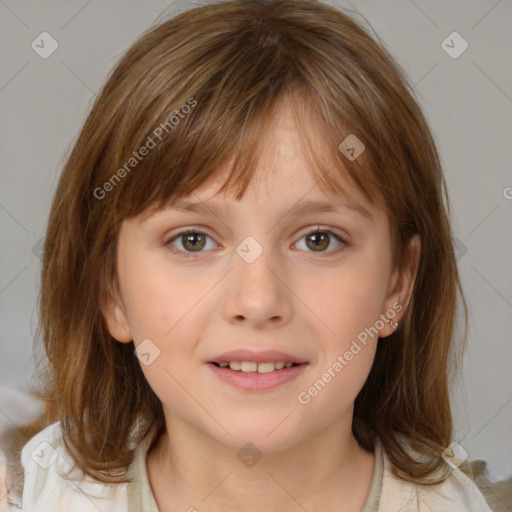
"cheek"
300,252,391,343
309,250,390,402
119,253,198,342
121,258,212,407
120,254,214,378
296,264,384,415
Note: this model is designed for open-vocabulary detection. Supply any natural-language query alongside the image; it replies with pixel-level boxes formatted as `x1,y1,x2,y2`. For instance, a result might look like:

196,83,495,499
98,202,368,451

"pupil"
307,232,328,251
184,233,205,251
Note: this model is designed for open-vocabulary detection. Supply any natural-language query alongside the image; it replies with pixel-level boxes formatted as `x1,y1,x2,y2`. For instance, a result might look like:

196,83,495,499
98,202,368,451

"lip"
207,361,308,391
208,349,308,364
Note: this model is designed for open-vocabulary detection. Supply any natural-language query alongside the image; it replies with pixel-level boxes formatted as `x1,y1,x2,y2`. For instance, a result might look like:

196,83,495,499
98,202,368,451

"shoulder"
376,437,494,512
0,449,21,511
20,422,129,512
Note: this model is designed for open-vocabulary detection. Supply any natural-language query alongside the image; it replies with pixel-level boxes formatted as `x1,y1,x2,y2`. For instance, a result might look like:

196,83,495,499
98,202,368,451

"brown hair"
8,0,467,488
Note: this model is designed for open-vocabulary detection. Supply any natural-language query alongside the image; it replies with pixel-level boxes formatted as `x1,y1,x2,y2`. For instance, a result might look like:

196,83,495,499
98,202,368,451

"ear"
100,283,133,344
378,234,421,338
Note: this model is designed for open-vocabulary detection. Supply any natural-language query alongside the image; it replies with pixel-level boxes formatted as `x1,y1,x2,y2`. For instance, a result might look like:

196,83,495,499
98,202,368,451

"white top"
11,421,493,511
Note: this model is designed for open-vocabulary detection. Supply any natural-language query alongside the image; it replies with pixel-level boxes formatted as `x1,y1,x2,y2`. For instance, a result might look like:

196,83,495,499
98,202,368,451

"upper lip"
208,349,308,364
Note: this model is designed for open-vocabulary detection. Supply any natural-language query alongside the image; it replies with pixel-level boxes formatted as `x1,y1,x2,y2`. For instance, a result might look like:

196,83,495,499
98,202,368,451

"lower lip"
207,363,308,391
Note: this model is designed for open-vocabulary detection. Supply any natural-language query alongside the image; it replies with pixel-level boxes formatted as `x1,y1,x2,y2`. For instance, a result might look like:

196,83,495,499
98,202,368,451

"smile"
207,361,308,391
212,361,299,373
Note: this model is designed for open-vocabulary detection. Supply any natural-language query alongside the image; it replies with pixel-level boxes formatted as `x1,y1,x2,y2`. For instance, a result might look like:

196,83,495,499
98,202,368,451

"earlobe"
100,290,133,343
379,234,421,338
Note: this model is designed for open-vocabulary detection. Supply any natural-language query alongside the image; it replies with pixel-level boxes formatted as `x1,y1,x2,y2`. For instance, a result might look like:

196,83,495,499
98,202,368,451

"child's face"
103,103,416,452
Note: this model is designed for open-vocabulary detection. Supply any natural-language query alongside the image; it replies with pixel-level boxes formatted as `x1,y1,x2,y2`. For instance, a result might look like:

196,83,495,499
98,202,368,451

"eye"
294,227,346,254
164,226,347,258
165,228,217,257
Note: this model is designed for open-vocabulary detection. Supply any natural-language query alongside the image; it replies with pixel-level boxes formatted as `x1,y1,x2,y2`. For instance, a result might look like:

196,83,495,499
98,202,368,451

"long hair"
7,0,467,486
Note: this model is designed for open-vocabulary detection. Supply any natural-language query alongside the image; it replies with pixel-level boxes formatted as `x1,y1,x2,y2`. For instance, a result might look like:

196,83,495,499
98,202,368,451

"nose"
222,240,293,329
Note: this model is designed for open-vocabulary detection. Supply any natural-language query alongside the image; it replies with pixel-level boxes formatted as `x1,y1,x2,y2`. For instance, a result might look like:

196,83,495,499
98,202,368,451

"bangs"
90,7,388,230
104,85,385,229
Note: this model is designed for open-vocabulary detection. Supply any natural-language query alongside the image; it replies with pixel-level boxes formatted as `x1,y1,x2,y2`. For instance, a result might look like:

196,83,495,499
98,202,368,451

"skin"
102,100,420,511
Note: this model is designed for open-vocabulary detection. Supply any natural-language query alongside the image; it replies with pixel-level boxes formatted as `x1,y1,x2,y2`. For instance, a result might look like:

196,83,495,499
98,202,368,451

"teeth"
219,361,296,373
257,362,276,373
240,361,257,372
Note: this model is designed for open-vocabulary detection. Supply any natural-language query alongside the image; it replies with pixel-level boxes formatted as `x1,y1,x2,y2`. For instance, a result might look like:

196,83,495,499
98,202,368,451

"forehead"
172,171,372,225
169,107,379,218
137,96,387,225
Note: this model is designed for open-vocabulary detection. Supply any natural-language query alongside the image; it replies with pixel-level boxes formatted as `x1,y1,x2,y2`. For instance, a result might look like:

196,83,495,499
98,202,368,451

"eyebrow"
168,198,373,220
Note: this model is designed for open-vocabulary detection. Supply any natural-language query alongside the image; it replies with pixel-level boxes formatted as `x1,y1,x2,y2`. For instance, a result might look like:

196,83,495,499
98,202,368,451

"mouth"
206,350,309,391
210,361,302,373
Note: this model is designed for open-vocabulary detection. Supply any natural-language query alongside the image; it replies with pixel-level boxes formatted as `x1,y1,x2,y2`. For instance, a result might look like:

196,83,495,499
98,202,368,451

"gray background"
1,0,511,482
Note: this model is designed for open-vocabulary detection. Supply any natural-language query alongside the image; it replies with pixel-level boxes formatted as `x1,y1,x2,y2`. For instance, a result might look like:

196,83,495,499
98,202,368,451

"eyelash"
164,226,347,258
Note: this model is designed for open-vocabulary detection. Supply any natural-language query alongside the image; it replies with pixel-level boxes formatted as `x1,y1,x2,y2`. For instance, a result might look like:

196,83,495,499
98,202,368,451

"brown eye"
305,232,330,251
295,228,346,254
181,232,206,251
165,229,216,256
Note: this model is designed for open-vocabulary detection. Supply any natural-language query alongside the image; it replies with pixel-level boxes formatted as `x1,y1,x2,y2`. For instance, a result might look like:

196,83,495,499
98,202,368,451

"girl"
2,0,496,510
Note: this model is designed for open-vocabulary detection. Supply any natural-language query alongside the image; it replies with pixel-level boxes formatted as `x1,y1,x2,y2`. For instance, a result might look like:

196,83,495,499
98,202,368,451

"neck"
146,413,375,512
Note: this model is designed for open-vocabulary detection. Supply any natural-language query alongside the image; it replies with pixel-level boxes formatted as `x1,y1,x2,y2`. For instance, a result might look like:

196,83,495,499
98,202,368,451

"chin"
208,416,304,454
